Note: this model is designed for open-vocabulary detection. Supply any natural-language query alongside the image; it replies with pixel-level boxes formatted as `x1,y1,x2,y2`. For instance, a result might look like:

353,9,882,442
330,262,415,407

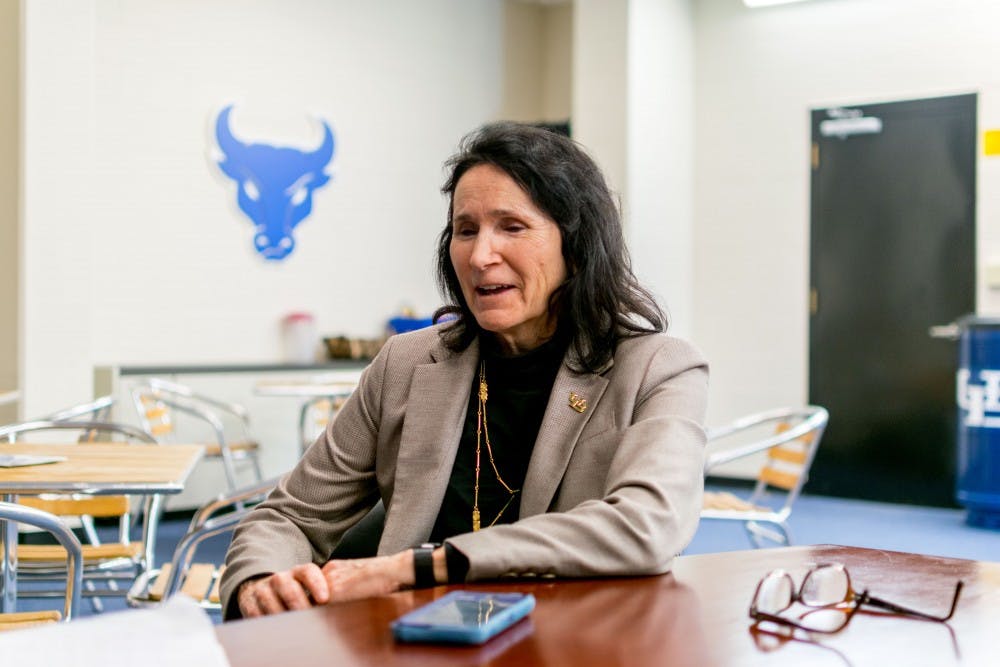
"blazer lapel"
380,338,479,553
519,359,611,517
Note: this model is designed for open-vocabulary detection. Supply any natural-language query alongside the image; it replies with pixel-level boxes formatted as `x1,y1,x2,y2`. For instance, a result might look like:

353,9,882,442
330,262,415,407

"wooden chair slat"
0,610,62,631
148,563,172,601
759,466,800,490
774,420,816,443
768,447,809,465
18,495,129,518
19,542,141,562
146,562,226,604
181,563,215,600
150,423,173,436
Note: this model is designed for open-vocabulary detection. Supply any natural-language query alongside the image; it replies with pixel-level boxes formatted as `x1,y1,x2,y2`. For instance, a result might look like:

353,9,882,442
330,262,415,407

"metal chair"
0,420,162,609
701,406,829,548
131,379,263,491
0,502,82,629
127,476,277,612
36,395,115,425
298,394,351,453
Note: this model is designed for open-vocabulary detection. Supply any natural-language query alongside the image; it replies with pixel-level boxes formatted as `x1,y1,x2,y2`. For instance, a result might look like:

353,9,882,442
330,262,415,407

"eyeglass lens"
755,565,850,614
755,573,796,615
801,565,850,606
753,566,855,634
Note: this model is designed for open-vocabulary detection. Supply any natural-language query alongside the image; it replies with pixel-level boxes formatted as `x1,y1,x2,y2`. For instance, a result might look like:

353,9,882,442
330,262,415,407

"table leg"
1,493,18,613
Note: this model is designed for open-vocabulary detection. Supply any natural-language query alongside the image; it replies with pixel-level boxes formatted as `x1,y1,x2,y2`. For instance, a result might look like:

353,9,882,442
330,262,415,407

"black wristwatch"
412,542,440,588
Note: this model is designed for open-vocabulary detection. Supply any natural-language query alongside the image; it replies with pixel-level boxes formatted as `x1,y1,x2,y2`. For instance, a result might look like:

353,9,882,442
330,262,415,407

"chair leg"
80,516,100,547
298,402,311,456
744,520,792,548
218,447,239,492
86,581,104,612
249,451,264,483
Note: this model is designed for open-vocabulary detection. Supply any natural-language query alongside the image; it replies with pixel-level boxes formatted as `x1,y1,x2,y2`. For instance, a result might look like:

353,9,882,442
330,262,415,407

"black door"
809,94,976,507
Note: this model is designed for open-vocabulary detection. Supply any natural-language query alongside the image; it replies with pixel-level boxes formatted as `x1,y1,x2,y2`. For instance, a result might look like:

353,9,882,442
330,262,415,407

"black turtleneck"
429,334,566,543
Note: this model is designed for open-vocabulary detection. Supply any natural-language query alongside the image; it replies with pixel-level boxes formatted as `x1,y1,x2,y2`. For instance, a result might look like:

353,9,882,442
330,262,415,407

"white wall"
573,0,695,338
572,0,628,197
0,0,18,425
694,0,1000,428
626,0,694,337
21,0,504,416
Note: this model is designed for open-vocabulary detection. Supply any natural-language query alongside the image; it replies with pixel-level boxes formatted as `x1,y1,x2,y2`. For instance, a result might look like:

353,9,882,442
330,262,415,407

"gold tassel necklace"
472,360,520,531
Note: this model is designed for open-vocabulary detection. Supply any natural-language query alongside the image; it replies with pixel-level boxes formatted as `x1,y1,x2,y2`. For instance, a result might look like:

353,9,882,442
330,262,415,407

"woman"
221,122,708,619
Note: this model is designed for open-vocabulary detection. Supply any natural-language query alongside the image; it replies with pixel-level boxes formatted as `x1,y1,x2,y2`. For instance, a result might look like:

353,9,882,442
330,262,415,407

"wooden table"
0,443,204,612
216,545,998,667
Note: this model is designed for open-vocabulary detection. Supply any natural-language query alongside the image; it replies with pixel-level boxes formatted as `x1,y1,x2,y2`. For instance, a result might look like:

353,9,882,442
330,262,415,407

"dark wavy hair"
434,122,666,373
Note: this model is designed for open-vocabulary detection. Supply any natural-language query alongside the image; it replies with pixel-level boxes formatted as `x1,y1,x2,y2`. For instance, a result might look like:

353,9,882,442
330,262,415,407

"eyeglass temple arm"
862,580,964,622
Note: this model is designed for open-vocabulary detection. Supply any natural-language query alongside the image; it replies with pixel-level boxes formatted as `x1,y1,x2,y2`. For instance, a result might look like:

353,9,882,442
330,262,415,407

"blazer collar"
380,336,479,553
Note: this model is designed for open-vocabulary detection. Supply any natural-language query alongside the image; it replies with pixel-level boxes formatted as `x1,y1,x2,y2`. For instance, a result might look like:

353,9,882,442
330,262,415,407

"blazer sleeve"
218,338,391,618
446,337,708,579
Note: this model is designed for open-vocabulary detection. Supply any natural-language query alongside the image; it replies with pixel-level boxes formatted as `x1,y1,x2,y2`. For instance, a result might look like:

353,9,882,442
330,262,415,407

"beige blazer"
221,325,708,613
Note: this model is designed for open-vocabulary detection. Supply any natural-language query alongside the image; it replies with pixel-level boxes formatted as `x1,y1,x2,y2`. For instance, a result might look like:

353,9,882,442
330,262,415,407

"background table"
0,443,204,612
255,372,361,453
216,545,998,667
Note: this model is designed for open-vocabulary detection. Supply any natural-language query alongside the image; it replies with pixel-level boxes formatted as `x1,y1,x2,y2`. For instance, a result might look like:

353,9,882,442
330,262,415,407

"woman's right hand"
236,563,330,618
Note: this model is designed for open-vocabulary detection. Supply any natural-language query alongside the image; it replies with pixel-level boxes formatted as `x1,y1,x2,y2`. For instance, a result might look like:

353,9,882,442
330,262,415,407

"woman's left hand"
320,551,415,603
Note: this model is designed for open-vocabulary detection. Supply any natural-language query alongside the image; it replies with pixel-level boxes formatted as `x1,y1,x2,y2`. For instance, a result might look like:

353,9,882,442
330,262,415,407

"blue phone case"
391,590,535,645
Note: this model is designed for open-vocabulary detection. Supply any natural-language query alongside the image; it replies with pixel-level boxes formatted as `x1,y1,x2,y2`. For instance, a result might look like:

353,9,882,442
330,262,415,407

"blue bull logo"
215,105,335,260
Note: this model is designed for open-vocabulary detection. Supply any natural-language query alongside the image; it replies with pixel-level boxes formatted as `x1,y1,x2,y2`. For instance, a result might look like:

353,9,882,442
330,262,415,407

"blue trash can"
956,316,1000,528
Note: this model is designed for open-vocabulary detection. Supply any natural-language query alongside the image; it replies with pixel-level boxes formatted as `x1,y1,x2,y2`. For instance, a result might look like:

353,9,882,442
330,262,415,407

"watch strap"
413,543,439,588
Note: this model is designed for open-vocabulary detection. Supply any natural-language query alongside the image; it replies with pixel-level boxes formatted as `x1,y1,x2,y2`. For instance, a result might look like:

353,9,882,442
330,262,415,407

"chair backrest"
37,396,117,443
0,419,156,445
0,501,82,622
36,395,115,424
299,395,350,450
704,406,829,509
130,380,250,444
132,389,177,441
147,378,251,419
759,421,817,491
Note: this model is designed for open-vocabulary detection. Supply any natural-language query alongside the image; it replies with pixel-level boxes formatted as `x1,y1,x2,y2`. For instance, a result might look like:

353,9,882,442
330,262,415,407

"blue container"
957,316,1000,528
387,316,435,335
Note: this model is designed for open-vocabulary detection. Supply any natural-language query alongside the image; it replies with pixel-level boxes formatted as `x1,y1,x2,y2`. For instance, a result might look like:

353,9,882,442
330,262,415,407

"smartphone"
391,590,536,645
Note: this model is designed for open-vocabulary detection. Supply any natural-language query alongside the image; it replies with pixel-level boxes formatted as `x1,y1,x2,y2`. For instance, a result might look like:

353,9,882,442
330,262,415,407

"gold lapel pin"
568,392,587,413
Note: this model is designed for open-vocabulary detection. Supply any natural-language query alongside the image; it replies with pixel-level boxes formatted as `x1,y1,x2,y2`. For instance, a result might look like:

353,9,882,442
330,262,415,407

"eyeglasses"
749,563,963,634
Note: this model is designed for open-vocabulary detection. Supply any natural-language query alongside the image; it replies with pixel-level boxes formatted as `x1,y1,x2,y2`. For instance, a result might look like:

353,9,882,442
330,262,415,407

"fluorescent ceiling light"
744,0,813,7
